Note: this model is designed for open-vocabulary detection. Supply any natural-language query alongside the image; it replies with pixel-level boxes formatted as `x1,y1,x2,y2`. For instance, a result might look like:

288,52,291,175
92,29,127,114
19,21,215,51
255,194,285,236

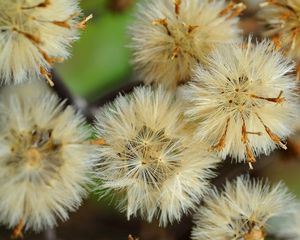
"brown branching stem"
51,70,142,123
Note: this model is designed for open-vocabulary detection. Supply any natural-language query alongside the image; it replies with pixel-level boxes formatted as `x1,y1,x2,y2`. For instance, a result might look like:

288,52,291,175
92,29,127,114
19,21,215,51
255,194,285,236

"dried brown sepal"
241,116,247,144
241,115,256,169
11,219,25,239
40,67,54,87
187,25,199,34
174,0,181,16
211,118,230,151
264,125,287,150
219,1,235,16
52,13,80,29
38,47,64,65
280,11,291,20
251,91,285,104
52,21,71,29
152,18,171,36
245,144,256,170
228,3,246,19
90,138,106,145
271,35,282,49
13,28,41,45
219,1,246,19
78,14,93,30
255,113,287,150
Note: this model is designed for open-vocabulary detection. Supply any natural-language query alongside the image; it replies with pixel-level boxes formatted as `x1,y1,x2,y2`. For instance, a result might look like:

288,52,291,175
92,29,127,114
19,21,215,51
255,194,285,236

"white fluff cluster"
259,0,300,62
129,0,244,88
94,86,219,226
0,0,81,84
268,203,300,239
192,175,296,240
288,208,300,239
180,39,298,168
0,82,96,232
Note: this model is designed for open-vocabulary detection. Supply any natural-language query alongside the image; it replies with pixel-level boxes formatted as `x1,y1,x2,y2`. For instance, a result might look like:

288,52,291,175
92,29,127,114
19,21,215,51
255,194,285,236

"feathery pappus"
191,175,296,240
0,0,92,85
269,203,300,239
0,82,96,235
180,38,299,168
94,86,219,226
259,0,300,78
129,0,245,88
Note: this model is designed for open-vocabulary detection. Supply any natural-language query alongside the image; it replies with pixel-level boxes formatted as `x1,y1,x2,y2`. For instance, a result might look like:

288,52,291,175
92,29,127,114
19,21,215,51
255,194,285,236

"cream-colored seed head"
129,0,244,89
288,209,300,239
0,0,82,85
268,203,300,239
259,0,300,62
191,175,296,240
180,39,298,168
95,86,219,226
0,82,96,232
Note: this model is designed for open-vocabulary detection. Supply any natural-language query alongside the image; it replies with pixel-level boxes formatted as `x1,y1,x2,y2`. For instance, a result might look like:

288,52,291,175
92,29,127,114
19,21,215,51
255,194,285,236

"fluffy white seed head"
129,0,244,88
180,39,299,168
0,0,82,85
259,0,300,62
0,82,96,232
95,86,219,226
267,202,300,239
191,175,296,240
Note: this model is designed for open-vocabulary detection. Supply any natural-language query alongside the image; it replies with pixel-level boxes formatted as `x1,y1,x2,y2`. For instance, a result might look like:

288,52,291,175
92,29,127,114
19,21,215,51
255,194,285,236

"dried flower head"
268,203,300,239
191,175,296,240
0,82,95,233
95,86,219,226
0,0,89,85
259,0,300,77
129,0,245,88
180,39,298,168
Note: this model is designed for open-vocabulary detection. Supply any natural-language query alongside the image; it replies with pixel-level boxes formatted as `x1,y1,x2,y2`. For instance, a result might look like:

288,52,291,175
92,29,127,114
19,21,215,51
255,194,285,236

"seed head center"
244,227,265,240
26,148,41,168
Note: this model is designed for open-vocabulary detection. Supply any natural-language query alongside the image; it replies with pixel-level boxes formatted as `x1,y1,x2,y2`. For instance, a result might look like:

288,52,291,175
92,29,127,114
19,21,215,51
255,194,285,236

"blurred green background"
56,0,135,101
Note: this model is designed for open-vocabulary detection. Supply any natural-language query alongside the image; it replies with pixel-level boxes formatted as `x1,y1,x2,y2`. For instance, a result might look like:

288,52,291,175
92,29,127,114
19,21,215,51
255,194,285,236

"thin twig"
51,70,76,106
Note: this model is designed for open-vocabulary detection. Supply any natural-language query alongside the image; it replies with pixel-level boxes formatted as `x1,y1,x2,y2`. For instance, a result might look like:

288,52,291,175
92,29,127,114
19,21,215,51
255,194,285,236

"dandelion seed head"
0,82,96,232
180,39,298,166
259,0,300,61
191,175,296,240
129,0,243,88
95,86,219,226
268,203,300,239
0,0,81,84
